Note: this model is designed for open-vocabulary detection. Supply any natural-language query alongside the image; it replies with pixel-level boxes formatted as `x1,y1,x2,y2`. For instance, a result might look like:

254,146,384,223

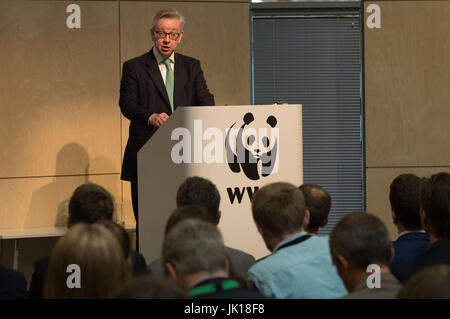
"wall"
0,0,250,285
364,1,450,238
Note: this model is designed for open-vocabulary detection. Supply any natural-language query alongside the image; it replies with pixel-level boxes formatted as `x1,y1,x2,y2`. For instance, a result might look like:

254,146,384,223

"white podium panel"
138,104,303,262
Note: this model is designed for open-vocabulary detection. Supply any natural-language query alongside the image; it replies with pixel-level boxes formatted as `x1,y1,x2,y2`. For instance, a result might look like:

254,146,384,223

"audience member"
329,212,402,299
389,174,430,268
299,183,331,234
149,176,255,278
396,265,450,299
117,275,186,299
28,183,148,299
67,182,114,226
248,182,346,298
96,220,147,276
392,172,450,283
150,205,253,289
44,223,130,298
162,219,266,298
0,265,27,299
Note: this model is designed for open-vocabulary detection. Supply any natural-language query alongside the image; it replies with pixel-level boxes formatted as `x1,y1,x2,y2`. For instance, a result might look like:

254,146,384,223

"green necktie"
163,58,174,112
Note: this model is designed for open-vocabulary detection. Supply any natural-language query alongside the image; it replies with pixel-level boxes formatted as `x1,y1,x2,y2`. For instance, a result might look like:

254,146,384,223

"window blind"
252,9,364,234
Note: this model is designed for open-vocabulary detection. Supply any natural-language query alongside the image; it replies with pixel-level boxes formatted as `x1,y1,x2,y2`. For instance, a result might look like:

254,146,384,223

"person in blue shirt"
248,182,346,299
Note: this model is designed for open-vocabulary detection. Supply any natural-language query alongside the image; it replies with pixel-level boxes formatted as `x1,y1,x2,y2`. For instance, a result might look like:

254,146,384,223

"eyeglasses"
152,29,181,40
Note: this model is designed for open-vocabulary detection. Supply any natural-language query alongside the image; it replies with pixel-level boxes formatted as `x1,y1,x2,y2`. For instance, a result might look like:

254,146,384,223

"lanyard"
256,234,312,262
188,279,240,297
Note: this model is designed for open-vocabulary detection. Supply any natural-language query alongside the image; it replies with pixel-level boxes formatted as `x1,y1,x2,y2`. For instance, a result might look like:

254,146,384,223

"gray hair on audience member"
162,219,227,276
152,9,185,30
329,212,392,270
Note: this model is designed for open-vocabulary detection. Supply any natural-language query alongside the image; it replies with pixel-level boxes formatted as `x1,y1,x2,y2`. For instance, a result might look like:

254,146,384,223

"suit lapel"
145,49,171,111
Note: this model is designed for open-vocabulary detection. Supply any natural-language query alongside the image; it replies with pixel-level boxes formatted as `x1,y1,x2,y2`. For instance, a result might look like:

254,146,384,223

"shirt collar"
153,47,174,65
397,229,426,239
272,231,308,254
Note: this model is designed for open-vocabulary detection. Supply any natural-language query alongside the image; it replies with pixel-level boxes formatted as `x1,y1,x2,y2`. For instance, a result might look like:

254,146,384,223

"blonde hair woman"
44,223,130,298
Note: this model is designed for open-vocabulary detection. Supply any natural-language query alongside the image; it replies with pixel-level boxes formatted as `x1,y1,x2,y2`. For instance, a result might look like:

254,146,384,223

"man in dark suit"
119,9,215,230
392,172,450,283
389,174,430,268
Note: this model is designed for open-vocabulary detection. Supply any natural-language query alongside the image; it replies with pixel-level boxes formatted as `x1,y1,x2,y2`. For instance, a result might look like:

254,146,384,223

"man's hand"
148,112,169,127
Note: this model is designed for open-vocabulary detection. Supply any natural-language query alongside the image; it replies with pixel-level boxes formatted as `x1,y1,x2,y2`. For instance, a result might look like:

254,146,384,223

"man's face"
151,17,183,58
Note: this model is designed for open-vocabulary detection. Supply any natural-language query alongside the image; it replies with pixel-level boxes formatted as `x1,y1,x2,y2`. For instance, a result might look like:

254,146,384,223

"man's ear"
392,210,398,225
177,31,184,44
67,217,73,228
335,254,349,272
303,209,310,230
215,210,222,226
256,224,264,237
224,258,230,277
421,210,430,232
165,262,178,280
320,216,329,228
389,247,395,266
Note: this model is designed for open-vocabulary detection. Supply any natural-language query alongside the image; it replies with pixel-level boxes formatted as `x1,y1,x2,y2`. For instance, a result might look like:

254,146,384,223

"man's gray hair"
329,212,392,270
162,219,228,276
152,9,185,30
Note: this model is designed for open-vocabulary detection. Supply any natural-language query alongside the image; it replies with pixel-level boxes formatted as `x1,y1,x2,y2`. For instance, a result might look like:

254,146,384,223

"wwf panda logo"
225,112,279,180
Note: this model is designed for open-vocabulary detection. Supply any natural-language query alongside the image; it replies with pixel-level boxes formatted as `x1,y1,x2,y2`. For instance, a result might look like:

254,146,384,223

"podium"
137,104,303,262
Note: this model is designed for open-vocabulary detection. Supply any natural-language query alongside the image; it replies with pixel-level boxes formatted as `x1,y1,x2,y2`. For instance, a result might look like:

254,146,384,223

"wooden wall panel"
0,174,122,229
365,1,450,167
0,0,121,178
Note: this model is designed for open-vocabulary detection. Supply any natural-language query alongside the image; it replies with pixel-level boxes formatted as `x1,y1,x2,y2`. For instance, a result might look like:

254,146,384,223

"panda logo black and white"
225,112,279,180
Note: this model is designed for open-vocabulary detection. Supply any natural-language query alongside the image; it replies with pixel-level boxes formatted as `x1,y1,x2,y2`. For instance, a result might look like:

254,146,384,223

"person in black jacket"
119,9,214,232
28,183,149,299
392,172,450,283
389,174,430,268
0,265,27,299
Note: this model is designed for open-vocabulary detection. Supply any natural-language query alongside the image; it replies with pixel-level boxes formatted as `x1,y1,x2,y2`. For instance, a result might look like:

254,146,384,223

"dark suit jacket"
392,239,450,284
28,250,149,299
0,265,27,299
391,231,430,268
148,246,256,279
119,49,215,181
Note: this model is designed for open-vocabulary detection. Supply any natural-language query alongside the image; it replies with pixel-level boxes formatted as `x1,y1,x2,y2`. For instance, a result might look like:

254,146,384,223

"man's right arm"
119,61,153,126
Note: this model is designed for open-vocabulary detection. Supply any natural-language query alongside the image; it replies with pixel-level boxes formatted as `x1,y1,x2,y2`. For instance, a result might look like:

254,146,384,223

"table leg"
13,239,19,270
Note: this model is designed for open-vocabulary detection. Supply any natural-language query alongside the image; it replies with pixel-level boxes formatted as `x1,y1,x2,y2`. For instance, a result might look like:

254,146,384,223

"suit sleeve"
193,60,215,106
119,61,153,126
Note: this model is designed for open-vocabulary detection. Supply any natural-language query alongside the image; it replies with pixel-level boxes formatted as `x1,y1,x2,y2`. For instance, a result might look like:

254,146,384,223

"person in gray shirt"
329,212,402,299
